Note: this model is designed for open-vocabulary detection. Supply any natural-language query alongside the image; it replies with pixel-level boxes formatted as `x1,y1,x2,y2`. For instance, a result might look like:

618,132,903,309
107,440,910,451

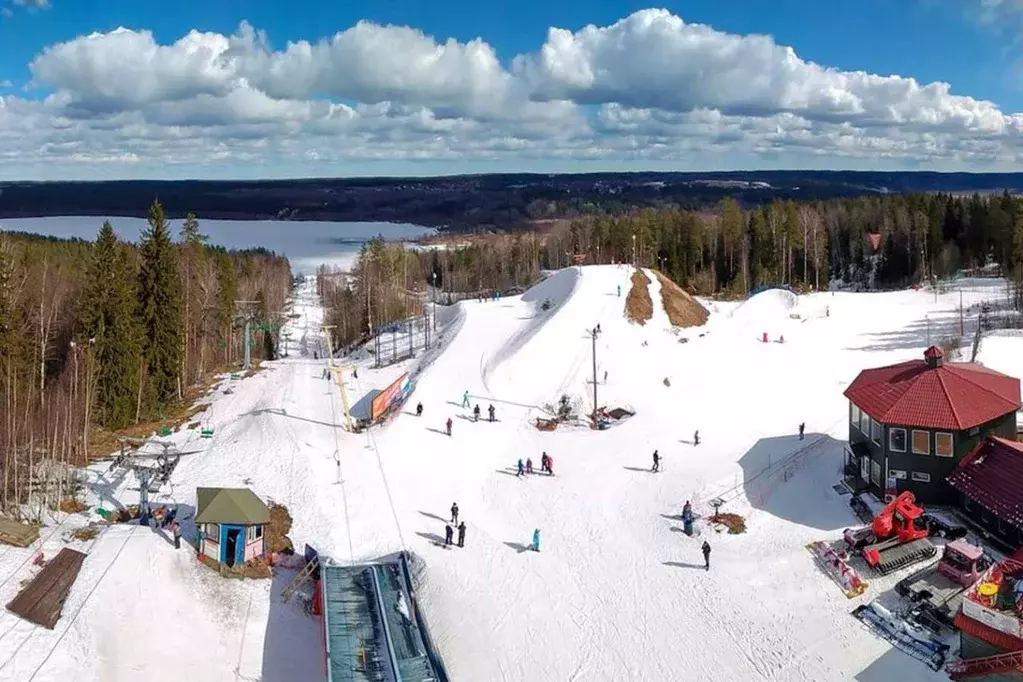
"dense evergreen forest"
0,202,291,514
319,191,1023,355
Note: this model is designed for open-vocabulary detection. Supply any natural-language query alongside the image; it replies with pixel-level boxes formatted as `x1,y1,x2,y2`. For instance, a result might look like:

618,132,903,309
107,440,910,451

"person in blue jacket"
516,459,525,477
532,528,541,552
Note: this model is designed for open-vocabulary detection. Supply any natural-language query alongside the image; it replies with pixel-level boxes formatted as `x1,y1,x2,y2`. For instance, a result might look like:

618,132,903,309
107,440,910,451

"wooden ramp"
7,548,87,629
0,519,39,548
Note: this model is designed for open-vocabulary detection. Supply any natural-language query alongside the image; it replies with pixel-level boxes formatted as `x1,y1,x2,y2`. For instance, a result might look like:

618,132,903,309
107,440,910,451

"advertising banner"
371,373,413,421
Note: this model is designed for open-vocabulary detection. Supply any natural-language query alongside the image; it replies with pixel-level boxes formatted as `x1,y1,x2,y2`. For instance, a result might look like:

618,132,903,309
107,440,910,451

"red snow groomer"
843,491,939,575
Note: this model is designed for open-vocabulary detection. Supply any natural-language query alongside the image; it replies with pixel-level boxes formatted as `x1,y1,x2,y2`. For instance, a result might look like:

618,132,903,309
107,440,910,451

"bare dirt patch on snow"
625,269,653,324
653,270,709,327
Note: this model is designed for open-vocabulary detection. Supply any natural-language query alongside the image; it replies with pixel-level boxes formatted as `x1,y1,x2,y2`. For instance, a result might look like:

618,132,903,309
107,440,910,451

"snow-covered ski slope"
0,267,1011,682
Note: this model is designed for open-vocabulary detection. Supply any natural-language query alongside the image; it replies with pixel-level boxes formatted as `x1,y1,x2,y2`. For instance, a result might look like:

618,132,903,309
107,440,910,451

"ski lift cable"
366,428,408,553
324,347,357,566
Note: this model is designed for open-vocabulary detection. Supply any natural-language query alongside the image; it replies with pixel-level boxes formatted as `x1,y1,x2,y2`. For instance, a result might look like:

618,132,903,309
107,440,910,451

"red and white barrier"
807,540,868,598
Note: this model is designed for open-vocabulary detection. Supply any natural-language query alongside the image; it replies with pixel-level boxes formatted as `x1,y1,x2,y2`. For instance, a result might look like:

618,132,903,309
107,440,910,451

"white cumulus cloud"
1,9,1022,179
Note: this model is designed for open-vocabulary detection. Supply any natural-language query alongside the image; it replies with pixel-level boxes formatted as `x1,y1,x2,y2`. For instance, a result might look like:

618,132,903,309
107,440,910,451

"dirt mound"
265,501,294,553
653,272,709,328
709,512,746,535
625,270,653,325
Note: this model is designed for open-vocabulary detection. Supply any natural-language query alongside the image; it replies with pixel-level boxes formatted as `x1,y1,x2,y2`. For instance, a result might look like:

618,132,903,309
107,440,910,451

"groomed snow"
0,267,1013,681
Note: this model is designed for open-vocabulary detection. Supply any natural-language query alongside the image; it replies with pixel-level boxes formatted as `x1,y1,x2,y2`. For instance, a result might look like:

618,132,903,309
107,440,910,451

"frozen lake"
0,216,437,275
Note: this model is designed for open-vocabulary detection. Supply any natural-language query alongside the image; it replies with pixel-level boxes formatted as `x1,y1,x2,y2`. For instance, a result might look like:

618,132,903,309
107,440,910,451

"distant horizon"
10,168,1023,184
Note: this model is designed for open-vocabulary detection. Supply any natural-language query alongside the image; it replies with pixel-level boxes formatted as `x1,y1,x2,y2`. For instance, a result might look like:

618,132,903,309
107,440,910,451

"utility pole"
632,234,637,268
960,288,965,337
233,300,259,370
590,326,599,422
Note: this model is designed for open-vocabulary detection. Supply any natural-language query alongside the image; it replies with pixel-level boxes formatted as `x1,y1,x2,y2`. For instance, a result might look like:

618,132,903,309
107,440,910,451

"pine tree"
82,222,141,428
137,201,183,408
215,251,238,364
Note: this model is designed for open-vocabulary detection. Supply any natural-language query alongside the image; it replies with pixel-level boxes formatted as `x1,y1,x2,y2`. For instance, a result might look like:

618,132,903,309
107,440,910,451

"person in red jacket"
446,418,453,436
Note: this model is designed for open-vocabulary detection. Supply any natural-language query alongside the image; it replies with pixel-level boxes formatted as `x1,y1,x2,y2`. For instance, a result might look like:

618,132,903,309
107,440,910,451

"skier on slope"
693,430,700,446
462,391,471,408
652,450,660,473
517,459,525,477
473,404,481,422
445,524,454,546
798,422,805,440
702,541,711,570
532,528,541,552
446,418,453,436
540,452,549,474
546,455,554,476
451,502,459,525
488,404,496,422
416,402,423,417
526,457,534,474
457,522,466,548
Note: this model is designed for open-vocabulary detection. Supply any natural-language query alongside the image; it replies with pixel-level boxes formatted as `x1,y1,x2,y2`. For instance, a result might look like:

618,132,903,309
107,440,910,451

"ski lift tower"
109,437,187,523
233,300,260,370
321,324,356,431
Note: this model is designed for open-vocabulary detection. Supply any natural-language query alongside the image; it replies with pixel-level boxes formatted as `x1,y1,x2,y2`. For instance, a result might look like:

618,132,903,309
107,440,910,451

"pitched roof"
194,487,270,525
844,346,1020,431
948,437,1023,529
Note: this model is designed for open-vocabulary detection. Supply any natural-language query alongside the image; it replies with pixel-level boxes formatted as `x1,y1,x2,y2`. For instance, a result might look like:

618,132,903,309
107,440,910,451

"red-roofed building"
949,437,1023,549
843,346,1021,505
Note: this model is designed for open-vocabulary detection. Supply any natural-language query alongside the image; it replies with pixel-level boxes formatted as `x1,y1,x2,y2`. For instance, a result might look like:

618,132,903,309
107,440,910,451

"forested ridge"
0,201,291,514
319,191,1023,355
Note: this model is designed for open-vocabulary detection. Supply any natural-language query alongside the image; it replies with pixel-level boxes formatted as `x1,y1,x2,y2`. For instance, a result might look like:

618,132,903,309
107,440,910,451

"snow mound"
729,288,798,324
975,330,1023,380
482,268,581,381
521,268,580,307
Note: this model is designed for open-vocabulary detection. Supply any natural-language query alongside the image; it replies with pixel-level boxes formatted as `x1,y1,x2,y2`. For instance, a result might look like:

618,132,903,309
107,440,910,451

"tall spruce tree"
82,222,141,428
137,201,183,407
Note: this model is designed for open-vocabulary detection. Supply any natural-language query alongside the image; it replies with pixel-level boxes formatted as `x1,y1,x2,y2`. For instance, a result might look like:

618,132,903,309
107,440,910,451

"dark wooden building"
949,437,1023,549
844,346,1020,505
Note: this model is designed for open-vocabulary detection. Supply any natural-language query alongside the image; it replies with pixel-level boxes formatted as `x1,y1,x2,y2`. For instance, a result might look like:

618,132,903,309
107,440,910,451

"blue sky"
0,0,1021,179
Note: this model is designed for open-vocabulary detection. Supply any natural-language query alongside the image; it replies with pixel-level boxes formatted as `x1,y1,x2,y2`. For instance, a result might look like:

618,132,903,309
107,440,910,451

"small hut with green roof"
195,487,270,567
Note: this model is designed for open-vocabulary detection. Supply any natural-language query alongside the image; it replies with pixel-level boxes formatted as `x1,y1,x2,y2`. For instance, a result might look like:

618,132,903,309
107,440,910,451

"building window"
246,525,264,543
860,455,870,482
871,459,882,487
911,471,931,483
889,428,907,453
871,419,882,445
969,426,980,437
889,469,907,479
851,403,861,428
935,432,954,458
860,411,870,435
912,430,930,455
207,523,220,542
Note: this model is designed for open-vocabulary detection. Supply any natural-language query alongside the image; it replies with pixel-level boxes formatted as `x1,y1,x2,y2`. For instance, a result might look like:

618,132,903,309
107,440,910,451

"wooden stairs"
281,556,318,603
948,650,1023,679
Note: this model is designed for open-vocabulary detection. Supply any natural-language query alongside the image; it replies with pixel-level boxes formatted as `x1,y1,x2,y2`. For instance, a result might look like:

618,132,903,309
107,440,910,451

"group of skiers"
435,391,496,435
517,452,554,477
444,502,467,548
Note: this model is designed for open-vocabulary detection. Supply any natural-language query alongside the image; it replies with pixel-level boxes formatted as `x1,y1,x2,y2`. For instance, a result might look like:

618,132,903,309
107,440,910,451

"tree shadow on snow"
844,310,961,354
740,434,855,532
504,541,533,554
261,569,326,682
662,561,705,570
